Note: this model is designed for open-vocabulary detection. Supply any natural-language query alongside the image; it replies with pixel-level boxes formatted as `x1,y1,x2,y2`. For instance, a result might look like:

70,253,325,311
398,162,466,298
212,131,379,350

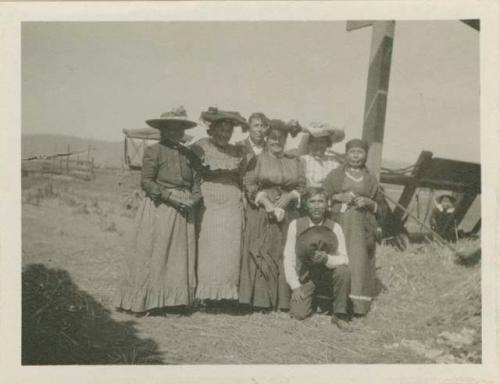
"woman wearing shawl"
239,119,305,311
322,138,382,316
114,107,201,314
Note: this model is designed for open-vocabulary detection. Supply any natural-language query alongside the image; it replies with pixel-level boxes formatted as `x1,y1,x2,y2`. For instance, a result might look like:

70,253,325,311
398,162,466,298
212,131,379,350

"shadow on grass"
22,263,163,365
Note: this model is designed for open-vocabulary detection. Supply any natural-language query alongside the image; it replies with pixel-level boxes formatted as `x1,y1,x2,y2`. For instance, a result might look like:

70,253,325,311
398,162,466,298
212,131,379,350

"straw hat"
305,122,345,144
146,106,197,130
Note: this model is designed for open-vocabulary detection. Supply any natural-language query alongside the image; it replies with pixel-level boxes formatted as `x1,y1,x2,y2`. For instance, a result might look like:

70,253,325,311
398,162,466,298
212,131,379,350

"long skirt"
113,195,196,312
338,208,376,315
239,206,297,310
195,181,243,300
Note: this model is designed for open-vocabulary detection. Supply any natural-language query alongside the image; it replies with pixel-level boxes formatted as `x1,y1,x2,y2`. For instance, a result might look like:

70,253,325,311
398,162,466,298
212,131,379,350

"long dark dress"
323,165,381,315
239,150,306,310
113,143,200,312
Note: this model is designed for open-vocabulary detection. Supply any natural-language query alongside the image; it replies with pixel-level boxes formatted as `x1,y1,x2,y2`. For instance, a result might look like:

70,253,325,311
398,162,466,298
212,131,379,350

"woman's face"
211,120,234,147
267,128,287,155
160,127,184,142
346,147,367,168
308,136,330,158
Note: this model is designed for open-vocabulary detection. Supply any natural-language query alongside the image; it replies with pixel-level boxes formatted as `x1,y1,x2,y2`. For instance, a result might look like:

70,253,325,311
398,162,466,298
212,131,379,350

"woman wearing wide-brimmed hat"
299,122,345,188
322,138,382,317
190,107,248,304
239,119,306,311
113,106,201,314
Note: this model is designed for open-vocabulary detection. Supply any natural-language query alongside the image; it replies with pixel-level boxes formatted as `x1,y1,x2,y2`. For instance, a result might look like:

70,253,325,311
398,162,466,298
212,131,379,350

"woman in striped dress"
191,107,247,304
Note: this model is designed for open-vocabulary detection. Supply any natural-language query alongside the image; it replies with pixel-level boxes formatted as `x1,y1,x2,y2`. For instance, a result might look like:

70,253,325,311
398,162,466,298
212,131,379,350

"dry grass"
21,171,481,364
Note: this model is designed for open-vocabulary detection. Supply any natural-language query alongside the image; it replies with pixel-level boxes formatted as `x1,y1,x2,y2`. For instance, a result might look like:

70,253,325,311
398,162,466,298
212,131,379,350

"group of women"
113,106,383,318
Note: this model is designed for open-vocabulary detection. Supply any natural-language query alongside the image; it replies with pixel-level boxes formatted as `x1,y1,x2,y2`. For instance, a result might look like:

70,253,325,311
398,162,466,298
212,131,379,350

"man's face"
306,193,328,221
248,117,269,145
441,197,454,210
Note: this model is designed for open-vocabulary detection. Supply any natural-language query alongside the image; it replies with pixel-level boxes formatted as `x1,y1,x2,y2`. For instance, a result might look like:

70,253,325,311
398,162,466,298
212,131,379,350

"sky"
22,21,480,163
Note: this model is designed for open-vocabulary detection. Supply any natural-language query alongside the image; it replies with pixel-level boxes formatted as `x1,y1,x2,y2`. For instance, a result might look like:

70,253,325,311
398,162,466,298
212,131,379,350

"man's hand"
310,250,328,265
291,286,306,302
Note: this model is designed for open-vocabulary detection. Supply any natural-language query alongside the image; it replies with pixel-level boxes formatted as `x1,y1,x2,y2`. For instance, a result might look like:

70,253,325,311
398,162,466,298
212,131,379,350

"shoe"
331,313,351,331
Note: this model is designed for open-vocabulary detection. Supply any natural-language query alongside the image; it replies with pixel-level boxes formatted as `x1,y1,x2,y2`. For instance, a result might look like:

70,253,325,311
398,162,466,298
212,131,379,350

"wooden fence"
22,158,95,181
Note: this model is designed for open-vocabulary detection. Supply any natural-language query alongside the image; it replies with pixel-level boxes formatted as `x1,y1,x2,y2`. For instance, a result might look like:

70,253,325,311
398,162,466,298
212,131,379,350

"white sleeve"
283,220,301,290
325,224,349,268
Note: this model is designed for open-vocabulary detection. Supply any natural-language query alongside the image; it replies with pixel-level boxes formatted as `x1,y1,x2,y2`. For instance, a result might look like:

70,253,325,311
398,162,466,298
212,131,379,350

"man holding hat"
283,187,351,328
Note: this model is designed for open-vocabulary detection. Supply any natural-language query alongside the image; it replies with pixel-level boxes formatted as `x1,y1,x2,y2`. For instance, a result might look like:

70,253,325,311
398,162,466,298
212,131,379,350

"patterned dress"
191,137,246,300
239,150,306,310
323,165,381,315
113,142,200,312
300,153,341,188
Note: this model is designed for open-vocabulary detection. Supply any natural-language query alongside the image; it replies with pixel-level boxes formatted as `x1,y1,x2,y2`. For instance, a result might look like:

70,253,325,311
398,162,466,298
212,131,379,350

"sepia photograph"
19,18,483,365
1,1,499,383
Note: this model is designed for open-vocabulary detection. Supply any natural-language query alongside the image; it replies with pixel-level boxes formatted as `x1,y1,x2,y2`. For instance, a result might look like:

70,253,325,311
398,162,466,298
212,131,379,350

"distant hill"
22,133,412,170
22,134,124,168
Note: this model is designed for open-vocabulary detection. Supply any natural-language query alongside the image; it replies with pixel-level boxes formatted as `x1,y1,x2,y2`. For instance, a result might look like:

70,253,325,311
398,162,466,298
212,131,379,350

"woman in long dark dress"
239,119,305,311
113,107,201,314
322,139,381,316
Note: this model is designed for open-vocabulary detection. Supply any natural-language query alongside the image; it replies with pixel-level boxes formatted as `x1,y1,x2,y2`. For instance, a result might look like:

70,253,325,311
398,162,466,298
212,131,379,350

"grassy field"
21,169,481,364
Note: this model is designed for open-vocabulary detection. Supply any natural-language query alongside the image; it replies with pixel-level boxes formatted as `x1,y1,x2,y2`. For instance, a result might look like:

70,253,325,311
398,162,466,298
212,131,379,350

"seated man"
430,194,458,242
283,187,351,329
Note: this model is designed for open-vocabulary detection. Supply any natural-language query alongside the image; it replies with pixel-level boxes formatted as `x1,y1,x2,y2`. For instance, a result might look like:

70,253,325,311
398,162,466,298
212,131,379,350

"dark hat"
345,138,369,152
200,107,248,127
268,119,301,137
436,194,456,204
146,106,198,130
296,225,338,265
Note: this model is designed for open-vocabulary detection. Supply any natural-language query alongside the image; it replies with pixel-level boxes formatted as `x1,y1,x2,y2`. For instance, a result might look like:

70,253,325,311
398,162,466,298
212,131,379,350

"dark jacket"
140,143,201,199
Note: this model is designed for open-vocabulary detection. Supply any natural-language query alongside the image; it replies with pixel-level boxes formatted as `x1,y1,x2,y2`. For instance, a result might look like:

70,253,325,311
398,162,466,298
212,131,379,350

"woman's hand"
275,192,296,209
291,286,306,302
333,192,355,204
354,196,376,210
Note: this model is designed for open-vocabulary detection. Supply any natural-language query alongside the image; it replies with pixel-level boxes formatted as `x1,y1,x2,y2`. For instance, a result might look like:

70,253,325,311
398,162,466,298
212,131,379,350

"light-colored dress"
191,137,245,300
300,153,341,188
113,143,200,312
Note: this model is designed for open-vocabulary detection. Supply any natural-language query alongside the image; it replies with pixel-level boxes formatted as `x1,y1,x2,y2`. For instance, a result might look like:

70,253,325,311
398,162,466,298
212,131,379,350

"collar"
248,137,265,150
309,218,325,227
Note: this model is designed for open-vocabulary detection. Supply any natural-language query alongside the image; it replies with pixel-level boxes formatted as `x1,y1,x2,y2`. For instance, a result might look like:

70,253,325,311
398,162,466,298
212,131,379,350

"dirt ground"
21,170,481,364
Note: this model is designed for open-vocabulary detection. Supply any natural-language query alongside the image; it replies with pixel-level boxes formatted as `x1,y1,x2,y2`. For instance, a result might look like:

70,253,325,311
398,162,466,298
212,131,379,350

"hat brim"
203,116,248,128
146,118,197,130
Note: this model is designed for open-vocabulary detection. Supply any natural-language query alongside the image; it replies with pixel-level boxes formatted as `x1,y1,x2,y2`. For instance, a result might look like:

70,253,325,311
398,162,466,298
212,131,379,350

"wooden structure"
123,128,161,170
22,145,95,181
347,19,479,180
380,151,481,234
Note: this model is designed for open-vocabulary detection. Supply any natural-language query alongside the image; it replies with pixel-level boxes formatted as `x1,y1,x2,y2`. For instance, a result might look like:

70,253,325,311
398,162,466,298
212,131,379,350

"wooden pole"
66,144,70,173
361,21,395,180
